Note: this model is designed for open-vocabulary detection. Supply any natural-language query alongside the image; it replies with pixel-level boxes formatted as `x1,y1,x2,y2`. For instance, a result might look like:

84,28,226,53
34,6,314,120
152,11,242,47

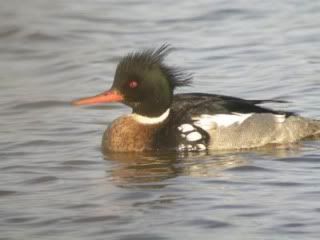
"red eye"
129,80,138,89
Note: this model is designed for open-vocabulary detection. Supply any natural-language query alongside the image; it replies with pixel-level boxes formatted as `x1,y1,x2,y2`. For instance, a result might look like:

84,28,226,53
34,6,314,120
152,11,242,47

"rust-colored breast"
102,116,161,152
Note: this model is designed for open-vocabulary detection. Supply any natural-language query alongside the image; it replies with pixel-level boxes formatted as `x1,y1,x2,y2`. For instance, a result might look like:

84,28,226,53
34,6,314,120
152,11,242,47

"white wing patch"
178,124,194,133
192,113,253,130
186,132,202,141
196,143,206,150
176,123,207,151
274,114,286,123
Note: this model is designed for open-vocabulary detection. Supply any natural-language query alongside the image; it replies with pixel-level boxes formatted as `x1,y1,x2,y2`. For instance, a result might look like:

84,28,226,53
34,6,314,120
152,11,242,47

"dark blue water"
1,1,320,239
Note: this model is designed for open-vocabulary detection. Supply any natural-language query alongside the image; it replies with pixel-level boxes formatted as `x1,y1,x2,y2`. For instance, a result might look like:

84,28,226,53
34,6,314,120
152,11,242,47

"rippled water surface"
1,0,320,239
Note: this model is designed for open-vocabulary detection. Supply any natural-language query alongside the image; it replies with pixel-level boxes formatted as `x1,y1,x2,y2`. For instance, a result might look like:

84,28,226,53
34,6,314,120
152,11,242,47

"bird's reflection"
104,151,180,186
103,144,302,187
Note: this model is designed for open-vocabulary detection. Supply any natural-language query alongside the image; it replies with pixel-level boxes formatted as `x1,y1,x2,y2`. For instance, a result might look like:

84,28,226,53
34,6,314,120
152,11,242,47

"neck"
131,108,170,125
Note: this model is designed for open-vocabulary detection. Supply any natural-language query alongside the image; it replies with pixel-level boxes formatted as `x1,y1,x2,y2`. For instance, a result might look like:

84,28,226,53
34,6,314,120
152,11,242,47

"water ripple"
1,0,320,240
12,100,70,110
185,218,232,229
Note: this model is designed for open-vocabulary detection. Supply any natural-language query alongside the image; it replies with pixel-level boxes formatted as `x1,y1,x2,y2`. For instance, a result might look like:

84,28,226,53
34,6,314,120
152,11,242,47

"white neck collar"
131,109,170,125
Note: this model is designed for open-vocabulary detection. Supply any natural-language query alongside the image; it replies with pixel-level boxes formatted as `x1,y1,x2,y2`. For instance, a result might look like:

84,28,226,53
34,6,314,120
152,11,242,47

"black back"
171,93,294,122
153,93,294,150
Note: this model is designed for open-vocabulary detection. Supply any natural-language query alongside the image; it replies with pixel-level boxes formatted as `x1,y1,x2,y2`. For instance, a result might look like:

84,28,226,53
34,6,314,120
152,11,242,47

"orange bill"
72,90,124,105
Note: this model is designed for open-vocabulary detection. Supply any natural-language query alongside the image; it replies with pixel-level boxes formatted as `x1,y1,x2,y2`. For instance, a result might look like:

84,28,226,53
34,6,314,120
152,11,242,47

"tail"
312,119,320,137
283,116,320,141
305,119,320,139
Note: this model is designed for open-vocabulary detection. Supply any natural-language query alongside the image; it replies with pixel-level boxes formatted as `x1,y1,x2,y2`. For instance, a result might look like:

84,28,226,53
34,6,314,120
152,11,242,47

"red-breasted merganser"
73,45,320,152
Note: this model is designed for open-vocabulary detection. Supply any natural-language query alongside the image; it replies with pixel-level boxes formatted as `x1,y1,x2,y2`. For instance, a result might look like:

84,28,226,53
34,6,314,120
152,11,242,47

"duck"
73,45,320,152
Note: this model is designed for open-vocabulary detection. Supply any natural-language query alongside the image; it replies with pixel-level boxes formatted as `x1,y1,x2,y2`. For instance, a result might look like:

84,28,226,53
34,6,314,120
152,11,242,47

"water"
1,0,320,239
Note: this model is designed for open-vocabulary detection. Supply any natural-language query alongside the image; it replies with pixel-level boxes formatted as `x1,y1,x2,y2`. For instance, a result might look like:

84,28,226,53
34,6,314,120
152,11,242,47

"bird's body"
73,45,320,153
102,93,320,152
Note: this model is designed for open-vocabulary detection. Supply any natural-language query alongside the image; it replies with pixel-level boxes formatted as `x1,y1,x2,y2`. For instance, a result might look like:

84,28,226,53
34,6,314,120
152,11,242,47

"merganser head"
73,44,192,117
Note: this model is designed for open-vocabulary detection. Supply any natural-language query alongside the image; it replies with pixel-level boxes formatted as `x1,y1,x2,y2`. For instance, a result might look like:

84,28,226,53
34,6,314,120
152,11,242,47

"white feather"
274,114,286,123
186,131,202,141
196,144,206,150
178,124,194,133
178,144,186,151
132,109,170,125
192,113,253,130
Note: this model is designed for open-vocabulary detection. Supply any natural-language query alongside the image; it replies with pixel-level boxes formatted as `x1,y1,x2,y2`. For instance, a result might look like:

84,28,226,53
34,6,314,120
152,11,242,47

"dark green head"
73,45,192,117
111,45,192,117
